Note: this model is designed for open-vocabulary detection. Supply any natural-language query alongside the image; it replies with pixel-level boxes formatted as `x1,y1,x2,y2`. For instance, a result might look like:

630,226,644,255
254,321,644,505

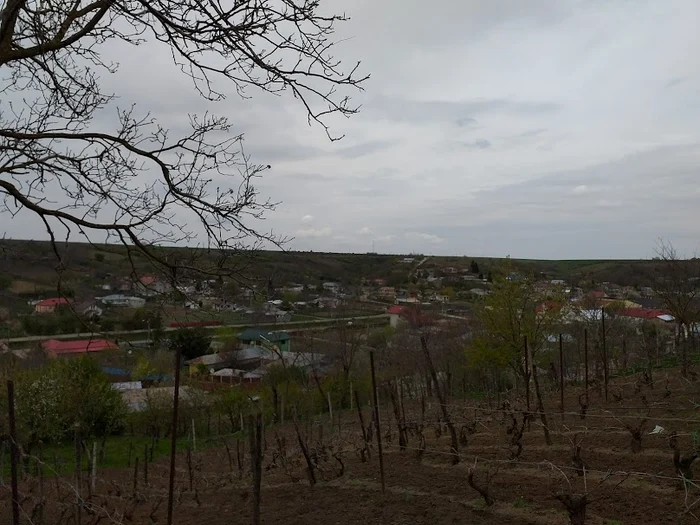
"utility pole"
559,333,564,418
601,307,608,402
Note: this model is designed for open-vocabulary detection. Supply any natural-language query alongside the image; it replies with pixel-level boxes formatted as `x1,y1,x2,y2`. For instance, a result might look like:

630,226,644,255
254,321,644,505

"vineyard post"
91,441,97,493
143,444,148,485
523,336,530,413
192,418,197,452
167,346,182,525
38,442,44,525
559,333,565,420
280,392,285,424
584,329,589,406
369,350,386,493
327,391,333,422
7,380,20,525
133,456,139,499
601,307,608,402
0,441,5,486
249,414,263,525
74,426,82,525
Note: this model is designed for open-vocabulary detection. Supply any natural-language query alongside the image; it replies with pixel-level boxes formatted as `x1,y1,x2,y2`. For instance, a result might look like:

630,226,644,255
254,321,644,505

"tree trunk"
388,382,407,450
680,322,689,377
420,335,459,464
531,364,552,446
272,387,279,424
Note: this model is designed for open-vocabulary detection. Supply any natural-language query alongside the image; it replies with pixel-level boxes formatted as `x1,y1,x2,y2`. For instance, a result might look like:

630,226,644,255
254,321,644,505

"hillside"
0,239,655,297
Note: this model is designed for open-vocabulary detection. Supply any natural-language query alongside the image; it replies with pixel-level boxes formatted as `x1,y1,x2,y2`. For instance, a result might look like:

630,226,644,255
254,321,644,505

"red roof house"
34,297,71,314
535,301,564,314
387,305,434,328
618,308,672,321
42,339,118,358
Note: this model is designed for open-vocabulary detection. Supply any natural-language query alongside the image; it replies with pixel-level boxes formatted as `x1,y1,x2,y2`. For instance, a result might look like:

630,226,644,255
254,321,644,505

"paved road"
409,256,429,278
3,314,390,345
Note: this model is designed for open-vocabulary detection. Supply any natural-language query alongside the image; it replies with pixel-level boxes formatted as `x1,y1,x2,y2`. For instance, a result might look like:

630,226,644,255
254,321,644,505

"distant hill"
0,239,656,301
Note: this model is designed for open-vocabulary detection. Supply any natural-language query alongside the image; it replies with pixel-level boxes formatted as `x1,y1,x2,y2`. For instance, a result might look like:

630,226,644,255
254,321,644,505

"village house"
237,327,291,352
322,281,341,293
314,296,341,309
99,294,146,308
617,308,675,325
34,297,71,314
387,305,406,327
76,301,104,319
135,275,173,296
377,286,396,300
42,338,118,358
185,352,239,375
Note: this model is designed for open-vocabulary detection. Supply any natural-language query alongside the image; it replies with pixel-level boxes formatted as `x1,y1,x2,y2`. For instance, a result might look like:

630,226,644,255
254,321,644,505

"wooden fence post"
74,426,82,525
7,380,20,525
249,414,263,525
559,333,565,420
584,329,589,406
167,346,182,525
369,350,385,493
601,308,608,402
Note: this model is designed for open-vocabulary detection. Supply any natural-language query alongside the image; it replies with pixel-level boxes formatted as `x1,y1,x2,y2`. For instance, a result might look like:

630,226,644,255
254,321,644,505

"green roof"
237,327,290,343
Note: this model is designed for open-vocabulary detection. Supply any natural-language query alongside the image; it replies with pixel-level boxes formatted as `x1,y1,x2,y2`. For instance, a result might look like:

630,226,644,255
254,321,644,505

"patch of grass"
472,498,488,510
4,432,242,477
513,495,529,508
10,279,55,295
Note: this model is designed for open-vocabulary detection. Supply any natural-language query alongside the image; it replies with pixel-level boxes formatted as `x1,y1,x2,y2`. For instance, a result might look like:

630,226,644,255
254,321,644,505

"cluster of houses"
184,327,330,384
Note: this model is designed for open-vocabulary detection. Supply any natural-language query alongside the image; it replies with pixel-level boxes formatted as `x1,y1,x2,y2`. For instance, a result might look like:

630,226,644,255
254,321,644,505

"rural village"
2,244,700,524
2,0,700,524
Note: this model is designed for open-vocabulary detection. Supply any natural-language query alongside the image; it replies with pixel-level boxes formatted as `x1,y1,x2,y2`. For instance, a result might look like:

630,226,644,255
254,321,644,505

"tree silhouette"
470,260,480,274
0,0,367,284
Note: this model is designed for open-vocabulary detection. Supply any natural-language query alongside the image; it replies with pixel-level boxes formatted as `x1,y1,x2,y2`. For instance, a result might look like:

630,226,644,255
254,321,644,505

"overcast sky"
4,0,700,259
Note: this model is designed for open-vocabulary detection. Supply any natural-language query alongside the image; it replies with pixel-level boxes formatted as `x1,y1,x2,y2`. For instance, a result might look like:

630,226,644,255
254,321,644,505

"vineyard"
2,364,700,525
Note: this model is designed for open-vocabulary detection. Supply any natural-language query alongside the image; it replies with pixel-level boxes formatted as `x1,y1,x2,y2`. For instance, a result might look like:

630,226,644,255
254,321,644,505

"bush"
12,357,127,448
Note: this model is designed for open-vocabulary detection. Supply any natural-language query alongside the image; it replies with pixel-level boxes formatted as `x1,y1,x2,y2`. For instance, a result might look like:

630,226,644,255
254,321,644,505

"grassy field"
2,432,242,477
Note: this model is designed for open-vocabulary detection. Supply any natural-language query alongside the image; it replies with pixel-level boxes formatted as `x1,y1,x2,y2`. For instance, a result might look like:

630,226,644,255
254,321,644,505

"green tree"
476,275,564,378
168,327,212,360
282,290,298,307
474,273,564,445
440,286,455,301
14,358,126,452
94,252,105,263
470,259,480,274
133,349,174,383
264,364,307,422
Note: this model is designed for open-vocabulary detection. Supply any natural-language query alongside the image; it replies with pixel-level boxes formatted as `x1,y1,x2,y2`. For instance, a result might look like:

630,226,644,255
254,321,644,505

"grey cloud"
366,95,562,125
455,117,478,127
336,140,396,159
666,77,688,89
512,128,547,139
461,139,491,149
6,0,700,260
